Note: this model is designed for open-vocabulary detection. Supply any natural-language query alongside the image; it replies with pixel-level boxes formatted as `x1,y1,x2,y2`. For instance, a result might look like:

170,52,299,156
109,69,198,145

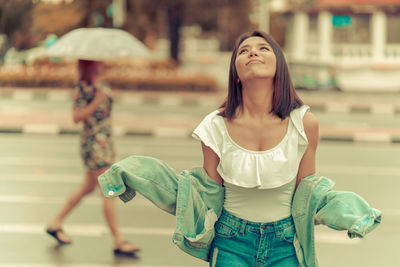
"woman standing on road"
96,30,380,266
192,30,318,266
46,59,140,256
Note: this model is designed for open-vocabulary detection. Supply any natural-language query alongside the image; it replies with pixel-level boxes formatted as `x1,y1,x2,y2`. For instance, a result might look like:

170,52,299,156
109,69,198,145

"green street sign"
332,15,352,27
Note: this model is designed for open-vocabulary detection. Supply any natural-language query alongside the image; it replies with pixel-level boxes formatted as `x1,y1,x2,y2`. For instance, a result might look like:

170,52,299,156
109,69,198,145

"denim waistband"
219,209,294,233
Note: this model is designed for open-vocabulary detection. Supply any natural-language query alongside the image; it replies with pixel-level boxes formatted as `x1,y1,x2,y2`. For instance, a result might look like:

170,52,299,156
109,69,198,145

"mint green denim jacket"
292,174,382,267
98,155,225,260
98,155,382,266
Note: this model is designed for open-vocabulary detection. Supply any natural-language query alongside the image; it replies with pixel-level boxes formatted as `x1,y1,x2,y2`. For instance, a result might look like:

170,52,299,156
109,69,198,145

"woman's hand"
73,87,109,123
93,88,109,105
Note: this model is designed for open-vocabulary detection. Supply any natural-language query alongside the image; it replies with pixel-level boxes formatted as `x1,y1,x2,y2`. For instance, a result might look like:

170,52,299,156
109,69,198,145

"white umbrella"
46,27,151,61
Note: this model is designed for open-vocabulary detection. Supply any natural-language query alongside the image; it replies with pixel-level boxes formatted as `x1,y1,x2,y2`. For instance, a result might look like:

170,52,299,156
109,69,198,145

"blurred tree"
124,0,253,62
124,0,160,43
77,0,111,28
32,1,84,45
181,0,254,50
123,0,183,63
124,0,184,64
32,0,112,45
1,0,254,56
0,0,34,49
221,0,253,50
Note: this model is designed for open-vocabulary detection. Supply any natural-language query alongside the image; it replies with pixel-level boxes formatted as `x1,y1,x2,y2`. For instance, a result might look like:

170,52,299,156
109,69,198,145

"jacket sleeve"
315,190,382,238
98,155,179,215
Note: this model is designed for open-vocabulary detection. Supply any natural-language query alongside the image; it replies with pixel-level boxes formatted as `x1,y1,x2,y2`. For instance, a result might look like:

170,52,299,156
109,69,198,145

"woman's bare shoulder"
303,111,318,130
303,110,319,145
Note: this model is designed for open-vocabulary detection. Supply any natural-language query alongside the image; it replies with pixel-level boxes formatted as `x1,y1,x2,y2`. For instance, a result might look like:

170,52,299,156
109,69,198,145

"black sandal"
113,241,140,256
46,227,71,245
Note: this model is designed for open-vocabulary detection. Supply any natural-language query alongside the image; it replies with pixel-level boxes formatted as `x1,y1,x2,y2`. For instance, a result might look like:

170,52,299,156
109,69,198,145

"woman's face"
235,36,277,82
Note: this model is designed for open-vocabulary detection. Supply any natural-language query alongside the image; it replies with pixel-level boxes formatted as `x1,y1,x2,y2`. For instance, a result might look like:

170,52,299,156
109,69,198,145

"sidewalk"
1,87,400,113
1,87,400,143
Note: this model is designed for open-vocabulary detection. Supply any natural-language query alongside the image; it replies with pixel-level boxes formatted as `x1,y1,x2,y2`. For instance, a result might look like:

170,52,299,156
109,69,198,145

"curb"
1,125,399,143
0,88,222,105
320,135,400,143
1,89,399,115
308,102,400,116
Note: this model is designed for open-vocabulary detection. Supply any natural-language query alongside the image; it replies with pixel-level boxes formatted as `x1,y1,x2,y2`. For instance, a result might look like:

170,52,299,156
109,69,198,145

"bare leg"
47,170,97,243
91,167,140,251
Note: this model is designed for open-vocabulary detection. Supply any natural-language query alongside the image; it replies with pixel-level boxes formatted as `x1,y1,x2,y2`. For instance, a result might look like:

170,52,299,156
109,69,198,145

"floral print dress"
73,81,115,170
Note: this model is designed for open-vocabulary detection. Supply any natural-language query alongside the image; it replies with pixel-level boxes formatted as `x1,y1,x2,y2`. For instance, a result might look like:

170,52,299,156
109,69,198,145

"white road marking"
315,230,361,245
354,132,391,143
1,160,399,176
47,91,70,101
318,164,400,177
159,96,182,106
198,98,220,107
2,192,397,220
0,195,101,205
112,126,127,137
0,174,81,183
153,127,190,138
0,156,81,166
0,264,191,267
13,90,34,100
371,104,395,116
379,208,400,217
0,223,364,245
0,194,152,206
118,95,144,105
23,124,60,134
326,102,350,113
0,223,174,236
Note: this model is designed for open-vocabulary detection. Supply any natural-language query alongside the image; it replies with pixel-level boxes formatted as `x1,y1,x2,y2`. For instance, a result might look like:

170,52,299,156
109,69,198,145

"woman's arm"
73,89,108,123
296,111,319,187
201,142,224,186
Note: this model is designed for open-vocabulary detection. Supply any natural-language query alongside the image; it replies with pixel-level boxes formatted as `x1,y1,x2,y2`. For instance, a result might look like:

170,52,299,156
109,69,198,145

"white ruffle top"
192,105,310,189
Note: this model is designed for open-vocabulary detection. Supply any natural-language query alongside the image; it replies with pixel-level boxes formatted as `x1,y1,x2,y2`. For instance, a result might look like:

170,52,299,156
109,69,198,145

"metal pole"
259,0,270,33
113,0,126,28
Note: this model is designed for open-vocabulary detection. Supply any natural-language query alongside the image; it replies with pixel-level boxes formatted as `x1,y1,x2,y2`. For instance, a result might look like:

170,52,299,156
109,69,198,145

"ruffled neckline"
217,115,291,155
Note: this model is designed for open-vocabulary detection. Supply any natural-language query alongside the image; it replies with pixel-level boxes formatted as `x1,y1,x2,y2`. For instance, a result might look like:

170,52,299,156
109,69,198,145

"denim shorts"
209,209,299,267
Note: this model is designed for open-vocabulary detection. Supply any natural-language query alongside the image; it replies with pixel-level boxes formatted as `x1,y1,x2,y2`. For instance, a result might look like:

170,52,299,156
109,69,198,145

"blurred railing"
332,44,372,60
304,43,400,61
385,44,400,60
305,43,320,60
183,37,220,58
304,43,376,61
290,41,400,92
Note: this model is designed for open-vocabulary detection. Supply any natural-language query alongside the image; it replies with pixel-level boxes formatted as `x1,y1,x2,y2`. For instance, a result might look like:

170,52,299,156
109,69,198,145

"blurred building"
282,0,400,92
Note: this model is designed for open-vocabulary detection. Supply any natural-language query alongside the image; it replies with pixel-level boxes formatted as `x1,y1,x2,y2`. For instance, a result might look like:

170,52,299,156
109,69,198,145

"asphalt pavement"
1,134,398,267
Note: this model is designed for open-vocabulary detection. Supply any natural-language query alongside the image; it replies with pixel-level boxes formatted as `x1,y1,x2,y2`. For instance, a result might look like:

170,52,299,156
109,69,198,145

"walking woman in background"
46,59,140,256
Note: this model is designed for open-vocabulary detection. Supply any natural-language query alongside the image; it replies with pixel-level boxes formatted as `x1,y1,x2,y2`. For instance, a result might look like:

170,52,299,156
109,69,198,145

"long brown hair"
219,30,303,120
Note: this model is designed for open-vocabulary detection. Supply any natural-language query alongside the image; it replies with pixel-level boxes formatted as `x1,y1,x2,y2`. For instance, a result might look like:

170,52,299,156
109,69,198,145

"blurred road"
0,88,399,266
0,134,399,266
